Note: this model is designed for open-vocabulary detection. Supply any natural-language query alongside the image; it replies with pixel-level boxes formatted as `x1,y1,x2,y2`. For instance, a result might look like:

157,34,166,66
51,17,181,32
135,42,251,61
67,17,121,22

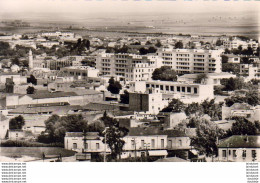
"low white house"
218,135,260,162
178,72,236,86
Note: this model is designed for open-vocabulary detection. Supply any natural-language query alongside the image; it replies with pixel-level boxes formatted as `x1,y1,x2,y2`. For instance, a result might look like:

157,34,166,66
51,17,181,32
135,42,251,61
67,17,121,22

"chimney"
216,137,219,145
245,134,249,143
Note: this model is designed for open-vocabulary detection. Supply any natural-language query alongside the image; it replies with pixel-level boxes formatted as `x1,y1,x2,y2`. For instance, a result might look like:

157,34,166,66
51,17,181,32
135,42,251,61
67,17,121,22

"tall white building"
157,48,223,74
240,64,260,81
95,52,163,81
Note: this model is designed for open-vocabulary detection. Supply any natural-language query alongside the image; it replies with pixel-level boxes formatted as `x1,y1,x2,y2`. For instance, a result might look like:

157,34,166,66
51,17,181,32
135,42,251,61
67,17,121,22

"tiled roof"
28,91,78,99
65,132,100,139
9,105,83,114
163,130,189,137
128,127,165,136
72,89,102,95
218,135,260,148
155,157,189,162
82,102,119,111
65,132,83,137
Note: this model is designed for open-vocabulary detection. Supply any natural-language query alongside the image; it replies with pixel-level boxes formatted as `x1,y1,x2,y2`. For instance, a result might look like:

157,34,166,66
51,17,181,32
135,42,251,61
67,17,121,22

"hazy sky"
0,0,259,14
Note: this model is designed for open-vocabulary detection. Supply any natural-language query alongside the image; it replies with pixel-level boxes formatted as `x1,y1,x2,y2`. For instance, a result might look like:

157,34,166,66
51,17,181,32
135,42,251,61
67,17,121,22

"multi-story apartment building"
132,63,155,82
129,89,169,114
96,51,162,81
240,63,260,81
157,48,223,74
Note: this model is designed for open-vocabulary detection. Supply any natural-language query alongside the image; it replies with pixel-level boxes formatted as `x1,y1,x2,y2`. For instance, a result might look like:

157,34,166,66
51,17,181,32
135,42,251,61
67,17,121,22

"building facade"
157,48,223,74
218,135,260,162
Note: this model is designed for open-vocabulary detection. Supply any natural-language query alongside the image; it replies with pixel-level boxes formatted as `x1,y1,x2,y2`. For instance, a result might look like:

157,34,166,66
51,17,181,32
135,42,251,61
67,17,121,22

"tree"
224,48,231,54
221,55,228,64
139,47,148,55
11,57,20,66
155,40,162,47
251,79,260,85
26,86,35,94
148,46,157,53
221,77,244,91
246,90,260,106
216,39,223,46
241,57,254,64
100,113,129,160
185,102,203,117
191,118,224,157
194,73,208,84
28,75,37,85
161,98,185,113
120,90,129,104
241,47,254,56
201,99,222,120
225,117,259,137
139,47,157,55
38,114,88,143
224,89,259,107
224,95,246,107
107,77,122,94
85,39,90,50
152,66,177,81
9,115,25,130
145,41,152,45
175,41,183,49
115,45,128,53
222,63,240,75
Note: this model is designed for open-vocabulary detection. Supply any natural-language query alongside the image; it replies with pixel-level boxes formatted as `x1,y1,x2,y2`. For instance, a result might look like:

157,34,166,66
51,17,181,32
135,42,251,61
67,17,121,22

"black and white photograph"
0,0,259,167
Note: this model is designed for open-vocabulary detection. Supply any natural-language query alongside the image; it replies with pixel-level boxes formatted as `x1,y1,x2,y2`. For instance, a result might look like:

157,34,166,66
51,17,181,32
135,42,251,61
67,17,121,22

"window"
84,143,88,149
73,143,77,149
233,150,237,158
96,143,100,150
179,140,182,146
156,85,159,88
160,85,164,90
170,86,174,91
222,150,227,158
182,87,185,92
131,140,135,149
161,139,164,148
168,140,172,149
151,139,155,148
187,87,191,93
146,84,150,88
229,150,231,156
141,140,145,149
242,150,247,158
194,88,198,94
252,150,256,158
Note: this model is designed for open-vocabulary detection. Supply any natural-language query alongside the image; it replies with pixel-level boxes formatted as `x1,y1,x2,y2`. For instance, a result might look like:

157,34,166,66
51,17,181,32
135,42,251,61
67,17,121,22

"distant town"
0,25,259,162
